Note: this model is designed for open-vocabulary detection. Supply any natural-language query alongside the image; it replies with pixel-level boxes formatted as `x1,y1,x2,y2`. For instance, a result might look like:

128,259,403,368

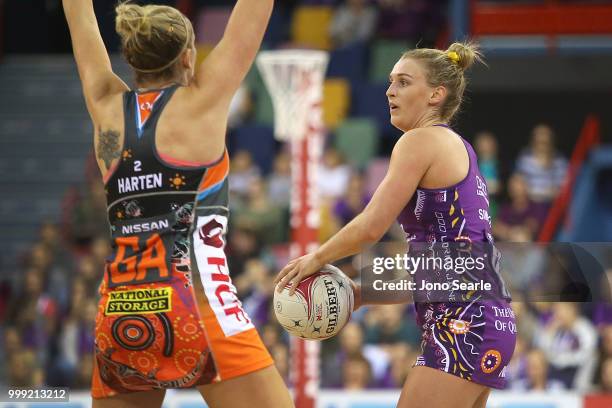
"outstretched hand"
274,254,364,311
274,253,324,296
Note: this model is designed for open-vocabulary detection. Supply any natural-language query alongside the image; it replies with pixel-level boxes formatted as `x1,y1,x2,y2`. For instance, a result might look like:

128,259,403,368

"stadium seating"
351,82,399,139
369,40,410,83
0,57,131,271
560,147,612,241
323,78,351,130
327,41,368,86
229,124,277,175
291,6,333,50
196,7,232,46
334,118,379,170
263,8,290,48
245,67,275,126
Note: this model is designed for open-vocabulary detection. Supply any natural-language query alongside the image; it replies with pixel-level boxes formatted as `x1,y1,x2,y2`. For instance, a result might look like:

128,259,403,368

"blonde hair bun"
446,42,482,71
114,2,193,74
115,3,152,41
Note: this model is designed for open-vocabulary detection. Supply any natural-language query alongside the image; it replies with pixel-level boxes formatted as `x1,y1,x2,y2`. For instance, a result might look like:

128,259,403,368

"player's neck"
135,74,186,92
413,116,444,130
136,80,178,92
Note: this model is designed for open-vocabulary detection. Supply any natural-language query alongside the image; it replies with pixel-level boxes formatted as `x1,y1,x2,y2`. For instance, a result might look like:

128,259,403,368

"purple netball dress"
397,125,516,389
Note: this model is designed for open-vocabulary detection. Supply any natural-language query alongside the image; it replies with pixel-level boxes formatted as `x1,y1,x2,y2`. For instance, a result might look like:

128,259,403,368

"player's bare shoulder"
394,127,443,161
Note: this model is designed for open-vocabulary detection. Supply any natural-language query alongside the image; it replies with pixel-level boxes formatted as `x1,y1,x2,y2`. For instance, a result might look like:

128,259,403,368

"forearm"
63,0,94,29
199,0,273,96
62,0,111,73
224,0,273,55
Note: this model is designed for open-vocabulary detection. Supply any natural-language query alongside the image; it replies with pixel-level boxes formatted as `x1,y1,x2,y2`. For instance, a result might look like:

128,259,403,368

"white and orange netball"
273,264,354,340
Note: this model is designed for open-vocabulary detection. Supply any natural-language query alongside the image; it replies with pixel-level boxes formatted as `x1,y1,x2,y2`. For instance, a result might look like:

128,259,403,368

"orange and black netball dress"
92,85,272,398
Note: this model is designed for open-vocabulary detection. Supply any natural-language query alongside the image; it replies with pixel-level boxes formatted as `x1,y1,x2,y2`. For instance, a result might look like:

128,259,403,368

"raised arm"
274,129,437,294
195,0,274,102
63,0,128,115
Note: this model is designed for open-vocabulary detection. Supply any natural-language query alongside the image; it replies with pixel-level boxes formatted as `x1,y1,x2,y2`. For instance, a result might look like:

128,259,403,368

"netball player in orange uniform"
63,0,293,406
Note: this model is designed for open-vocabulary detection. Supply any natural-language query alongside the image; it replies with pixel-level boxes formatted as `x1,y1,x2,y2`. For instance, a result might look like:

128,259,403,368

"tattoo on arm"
97,128,121,170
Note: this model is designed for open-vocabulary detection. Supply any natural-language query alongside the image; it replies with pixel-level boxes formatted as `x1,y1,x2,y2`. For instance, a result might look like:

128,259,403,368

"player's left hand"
274,252,324,295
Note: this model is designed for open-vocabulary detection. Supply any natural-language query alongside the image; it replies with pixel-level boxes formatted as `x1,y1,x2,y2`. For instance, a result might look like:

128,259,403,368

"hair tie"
128,15,191,73
447,51,460,65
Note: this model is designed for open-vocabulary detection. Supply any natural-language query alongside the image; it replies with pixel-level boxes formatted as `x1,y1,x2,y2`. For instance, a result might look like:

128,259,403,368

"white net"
256,50,329,141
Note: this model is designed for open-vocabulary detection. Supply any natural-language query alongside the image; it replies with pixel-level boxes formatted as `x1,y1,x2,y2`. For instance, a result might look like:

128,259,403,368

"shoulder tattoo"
97,128,121,169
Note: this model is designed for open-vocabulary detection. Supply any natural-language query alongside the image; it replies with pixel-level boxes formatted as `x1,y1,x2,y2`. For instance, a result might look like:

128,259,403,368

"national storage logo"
105,287,172,315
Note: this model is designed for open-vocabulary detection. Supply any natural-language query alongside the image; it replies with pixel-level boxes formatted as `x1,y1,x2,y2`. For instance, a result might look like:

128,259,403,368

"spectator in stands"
494,173,547,242
329,0,378,48
499,235,546,292
72,352,94,389
76,254,99,297
28,242,54,274
376,0,443,45
322,170,369,242
67,278,86,318
1,326,21,382
259,322,283,351
346,322,389,386
38,241,72,317
39,222,72,269
596,356,612,392
511,348,565,391
507,335,529,386
592,268,612,327
233,177,286,244
474,131,500,216
90,235,111,268
225,227,262,277
237,259,274,328
516,124,568,204
3,326,21,356
227,85,253,129
8,350,43,387
535,303,598,390
505,299,536,348
80,299,97,354
318,146,351,201
229,150,261,202
6,268,56,354
592,325,612,392
382,343,419,388
341,353,373,390
334,172,370,226
270,343,290,384
54,280,86,386
601,324,612,358
268,150,291,208
64,179,109,244
0,281,11,322
363,304,420,347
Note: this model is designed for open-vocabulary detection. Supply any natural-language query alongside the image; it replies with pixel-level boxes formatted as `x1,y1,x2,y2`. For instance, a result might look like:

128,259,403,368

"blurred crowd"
1,0,611,397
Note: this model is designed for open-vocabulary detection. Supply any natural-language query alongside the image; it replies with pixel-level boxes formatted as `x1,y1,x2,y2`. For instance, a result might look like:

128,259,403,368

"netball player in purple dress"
275,43,516,408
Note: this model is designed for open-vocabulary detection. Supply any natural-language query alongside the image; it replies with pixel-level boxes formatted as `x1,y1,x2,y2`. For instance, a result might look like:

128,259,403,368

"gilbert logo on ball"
274,265,354,340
